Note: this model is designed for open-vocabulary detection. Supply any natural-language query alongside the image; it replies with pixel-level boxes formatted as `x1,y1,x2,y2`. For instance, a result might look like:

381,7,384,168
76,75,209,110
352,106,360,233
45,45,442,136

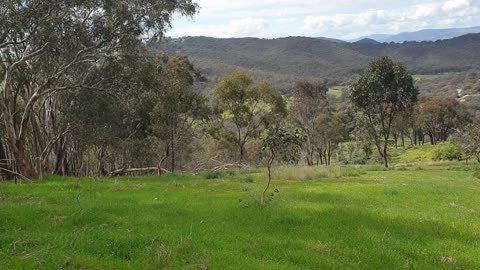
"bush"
203,169,239,179
383,186,399,196
203,171,226,179
337,142,370,165
432,142,462,161
242,175,255,183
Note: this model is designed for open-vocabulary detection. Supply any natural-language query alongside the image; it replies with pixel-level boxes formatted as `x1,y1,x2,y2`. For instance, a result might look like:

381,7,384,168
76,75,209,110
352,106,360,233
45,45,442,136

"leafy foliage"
0,0,199,177
453,123,480,163
432,142,462,161
260,123,304,206
350,56,418,167
209,71,286,162
416,98,470,145
262,125,304,165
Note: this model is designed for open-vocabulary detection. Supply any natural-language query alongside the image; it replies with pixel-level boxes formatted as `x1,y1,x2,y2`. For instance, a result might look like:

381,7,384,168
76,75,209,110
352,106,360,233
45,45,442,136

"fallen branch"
211,163,249,171
109,167,170,177
0,168,32,183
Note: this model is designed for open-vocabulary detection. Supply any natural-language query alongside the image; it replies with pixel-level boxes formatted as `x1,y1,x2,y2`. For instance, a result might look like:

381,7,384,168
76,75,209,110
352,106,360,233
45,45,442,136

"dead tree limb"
109,167,170,177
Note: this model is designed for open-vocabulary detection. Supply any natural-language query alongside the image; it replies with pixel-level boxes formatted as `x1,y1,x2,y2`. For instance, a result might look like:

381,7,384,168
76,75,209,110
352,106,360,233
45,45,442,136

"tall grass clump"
203,169,238,179
362,164,390,171
203,171,226,179
271,166,366,181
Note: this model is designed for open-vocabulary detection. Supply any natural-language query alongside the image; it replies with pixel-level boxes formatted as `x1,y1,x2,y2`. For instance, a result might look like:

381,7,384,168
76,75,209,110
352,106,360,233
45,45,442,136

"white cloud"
274,17,298,24
226,18,269,37
169,17,269,38
300,0,480,39
168,0,480,39
442,0,471,12
410,4,440,20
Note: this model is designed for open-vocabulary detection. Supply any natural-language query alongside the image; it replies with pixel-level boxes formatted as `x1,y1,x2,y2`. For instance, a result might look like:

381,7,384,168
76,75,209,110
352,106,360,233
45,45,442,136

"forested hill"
151,34,480,93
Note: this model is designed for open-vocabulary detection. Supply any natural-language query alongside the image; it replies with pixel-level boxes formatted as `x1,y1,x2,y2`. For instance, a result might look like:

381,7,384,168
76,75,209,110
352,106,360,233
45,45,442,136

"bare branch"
0,167,32,183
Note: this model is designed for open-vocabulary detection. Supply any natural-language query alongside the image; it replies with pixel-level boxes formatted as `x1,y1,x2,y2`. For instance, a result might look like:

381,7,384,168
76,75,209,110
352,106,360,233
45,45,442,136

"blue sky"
166,0,480,39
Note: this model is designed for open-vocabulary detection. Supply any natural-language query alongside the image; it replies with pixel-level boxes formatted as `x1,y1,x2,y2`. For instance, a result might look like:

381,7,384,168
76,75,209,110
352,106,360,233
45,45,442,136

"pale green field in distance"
329,72,462,98
1,147,480,269
328,86,346,98
413,73,453,81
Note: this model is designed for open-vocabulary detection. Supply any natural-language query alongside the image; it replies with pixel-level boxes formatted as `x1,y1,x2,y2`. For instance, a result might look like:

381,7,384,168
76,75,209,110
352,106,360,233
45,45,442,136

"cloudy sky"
166,0,480,40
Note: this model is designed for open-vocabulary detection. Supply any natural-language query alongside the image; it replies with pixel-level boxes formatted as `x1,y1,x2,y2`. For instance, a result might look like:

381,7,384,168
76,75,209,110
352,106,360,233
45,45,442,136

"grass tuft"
203,171,225,179
271,166,366,181
203,169,238,179
242,175,255,183
383,186,400,196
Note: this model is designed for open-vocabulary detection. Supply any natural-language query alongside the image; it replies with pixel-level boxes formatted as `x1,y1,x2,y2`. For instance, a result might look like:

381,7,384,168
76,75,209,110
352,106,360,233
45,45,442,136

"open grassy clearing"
328,86,346,98
390,144,438,164
1,163,480,269
412,73,461,82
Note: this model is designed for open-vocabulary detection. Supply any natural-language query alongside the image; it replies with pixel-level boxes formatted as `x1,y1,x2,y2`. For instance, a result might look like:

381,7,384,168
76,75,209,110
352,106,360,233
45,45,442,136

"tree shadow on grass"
254,191,480,269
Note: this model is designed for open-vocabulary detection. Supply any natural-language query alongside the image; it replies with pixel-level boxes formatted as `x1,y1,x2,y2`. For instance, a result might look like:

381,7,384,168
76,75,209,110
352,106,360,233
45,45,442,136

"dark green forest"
152,35,480,93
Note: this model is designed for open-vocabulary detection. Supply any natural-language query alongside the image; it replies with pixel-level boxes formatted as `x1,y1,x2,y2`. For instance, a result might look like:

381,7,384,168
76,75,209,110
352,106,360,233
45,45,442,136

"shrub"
383,186,399,196
226,170,237,176
203,171,225,179
242,175,255,183
337,142,370,165
432,142,462,161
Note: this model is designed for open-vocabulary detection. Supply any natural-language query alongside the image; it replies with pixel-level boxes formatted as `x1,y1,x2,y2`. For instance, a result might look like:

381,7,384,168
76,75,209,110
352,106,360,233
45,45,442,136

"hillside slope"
151,34,480,93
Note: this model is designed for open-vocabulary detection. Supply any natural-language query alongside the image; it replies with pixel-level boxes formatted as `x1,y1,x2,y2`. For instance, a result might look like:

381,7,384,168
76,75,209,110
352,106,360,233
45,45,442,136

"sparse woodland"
3,1,480,269
1,1,480,181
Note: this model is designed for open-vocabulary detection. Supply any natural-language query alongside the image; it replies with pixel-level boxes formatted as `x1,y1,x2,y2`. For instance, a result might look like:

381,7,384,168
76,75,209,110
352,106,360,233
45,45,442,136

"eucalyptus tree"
416,98,470,145
290,81,329,166
211,71,287,162
260,124,303,207
150,55,210,173
0,0,198,177
312,113,348,166
60,52,208,176
453,124,480,164
350,57,418,168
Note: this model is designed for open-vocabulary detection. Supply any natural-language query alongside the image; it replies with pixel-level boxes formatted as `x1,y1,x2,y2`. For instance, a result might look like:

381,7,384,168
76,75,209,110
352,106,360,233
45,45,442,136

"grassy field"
390,144,438,163
412,73,460,82
1,163,480,269
328,86,346,98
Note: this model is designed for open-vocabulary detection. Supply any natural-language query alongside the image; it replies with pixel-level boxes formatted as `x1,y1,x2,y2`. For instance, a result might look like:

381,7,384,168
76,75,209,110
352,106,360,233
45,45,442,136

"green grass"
328,86,346,98
1,164,480,269
391,144,438,163
412,73,461,81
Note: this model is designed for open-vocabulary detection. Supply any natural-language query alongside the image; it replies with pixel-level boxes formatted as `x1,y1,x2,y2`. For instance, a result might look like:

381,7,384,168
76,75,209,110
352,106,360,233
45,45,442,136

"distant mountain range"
152,33,480,93
351,26,480,43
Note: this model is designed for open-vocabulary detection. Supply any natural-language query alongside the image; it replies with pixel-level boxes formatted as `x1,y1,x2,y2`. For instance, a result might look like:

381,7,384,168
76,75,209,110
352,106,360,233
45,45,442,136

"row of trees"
0,0,200,179
208,58,478,170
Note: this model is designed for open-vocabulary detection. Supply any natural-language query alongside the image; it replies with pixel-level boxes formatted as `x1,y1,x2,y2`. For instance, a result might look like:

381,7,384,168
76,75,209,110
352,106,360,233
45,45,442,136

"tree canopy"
350,56,418,167
210,71,286,162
